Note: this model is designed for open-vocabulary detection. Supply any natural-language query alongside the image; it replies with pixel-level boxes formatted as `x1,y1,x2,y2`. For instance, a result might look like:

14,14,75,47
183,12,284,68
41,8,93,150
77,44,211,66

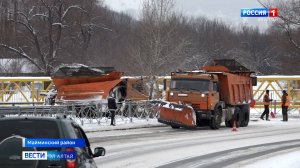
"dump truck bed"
217,72,252,105
202,59,253,106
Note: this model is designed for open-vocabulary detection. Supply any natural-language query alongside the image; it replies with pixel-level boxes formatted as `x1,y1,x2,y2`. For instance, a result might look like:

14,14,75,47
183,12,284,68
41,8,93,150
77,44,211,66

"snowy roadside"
79,118,165,133
250,108,300,119
79,108,300,133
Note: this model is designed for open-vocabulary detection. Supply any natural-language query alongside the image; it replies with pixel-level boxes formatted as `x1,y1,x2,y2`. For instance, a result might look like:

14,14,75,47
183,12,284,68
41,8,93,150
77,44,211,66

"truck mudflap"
157,102,197,128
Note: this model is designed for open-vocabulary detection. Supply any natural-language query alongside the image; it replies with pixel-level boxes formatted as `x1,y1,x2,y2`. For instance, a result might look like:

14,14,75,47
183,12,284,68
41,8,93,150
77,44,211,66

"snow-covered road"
88,118,300,168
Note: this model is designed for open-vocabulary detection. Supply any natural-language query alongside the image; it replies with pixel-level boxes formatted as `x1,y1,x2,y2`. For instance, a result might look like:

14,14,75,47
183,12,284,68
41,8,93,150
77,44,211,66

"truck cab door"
126,79,148,100
211,82,220,108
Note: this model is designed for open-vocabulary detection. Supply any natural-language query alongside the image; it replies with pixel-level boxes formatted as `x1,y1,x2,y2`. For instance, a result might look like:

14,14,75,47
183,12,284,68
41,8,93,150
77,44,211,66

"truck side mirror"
163,79,167,91
252,77,257,86
212,82,220,92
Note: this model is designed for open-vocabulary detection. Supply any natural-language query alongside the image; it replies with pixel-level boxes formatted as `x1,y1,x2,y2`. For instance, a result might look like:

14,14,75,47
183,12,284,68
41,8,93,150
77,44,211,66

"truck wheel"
225,120,232,127
239,107,245,127
171,125,180,129
241,105,250,127
210,107,222,130
233,107,242,128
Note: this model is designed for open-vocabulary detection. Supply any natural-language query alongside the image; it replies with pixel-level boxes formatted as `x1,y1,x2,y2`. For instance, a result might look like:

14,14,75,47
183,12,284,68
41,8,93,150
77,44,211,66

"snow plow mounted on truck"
51,64,163,105
52,65,123,102
51,64,161,117
52,64,161,103
158,59,256,129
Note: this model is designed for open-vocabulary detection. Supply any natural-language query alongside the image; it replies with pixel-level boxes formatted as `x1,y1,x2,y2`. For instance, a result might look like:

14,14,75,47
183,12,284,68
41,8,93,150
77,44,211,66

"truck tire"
171,125,180,129
233,107,242,128
240,105,250,127
225,120,232,127
210,107,222,130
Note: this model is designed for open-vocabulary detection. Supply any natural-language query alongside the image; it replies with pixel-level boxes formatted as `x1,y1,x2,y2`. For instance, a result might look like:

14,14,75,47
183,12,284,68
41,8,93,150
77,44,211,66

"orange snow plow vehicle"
52,64,159,103
158,59,256,129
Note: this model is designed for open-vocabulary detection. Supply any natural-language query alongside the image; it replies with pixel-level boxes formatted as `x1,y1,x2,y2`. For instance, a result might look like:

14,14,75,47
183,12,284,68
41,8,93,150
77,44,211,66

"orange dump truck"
52,65,156,103
158,59,256,129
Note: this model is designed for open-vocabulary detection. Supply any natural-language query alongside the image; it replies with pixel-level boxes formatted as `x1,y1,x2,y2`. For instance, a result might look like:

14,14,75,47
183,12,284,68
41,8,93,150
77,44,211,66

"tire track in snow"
157,139,300,168
94,126,300,166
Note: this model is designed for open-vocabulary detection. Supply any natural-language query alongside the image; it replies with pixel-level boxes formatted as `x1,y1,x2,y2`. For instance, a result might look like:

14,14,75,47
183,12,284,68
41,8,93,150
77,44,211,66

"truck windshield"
170,79,209,91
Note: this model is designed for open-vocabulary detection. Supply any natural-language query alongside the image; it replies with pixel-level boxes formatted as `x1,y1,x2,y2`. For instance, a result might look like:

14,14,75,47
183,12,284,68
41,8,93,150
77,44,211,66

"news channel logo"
21,138,85,160
241,8,278,17
22,151,76,160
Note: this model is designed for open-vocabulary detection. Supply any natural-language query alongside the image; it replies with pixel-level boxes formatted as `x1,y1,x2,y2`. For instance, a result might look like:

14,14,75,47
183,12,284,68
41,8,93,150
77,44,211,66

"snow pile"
289,108,300,118
52,64,115,76
157,100,194,111
161,102,184,111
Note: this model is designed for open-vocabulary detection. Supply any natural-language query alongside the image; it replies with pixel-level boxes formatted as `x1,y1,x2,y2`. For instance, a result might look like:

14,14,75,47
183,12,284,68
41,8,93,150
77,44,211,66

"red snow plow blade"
158,102,197,128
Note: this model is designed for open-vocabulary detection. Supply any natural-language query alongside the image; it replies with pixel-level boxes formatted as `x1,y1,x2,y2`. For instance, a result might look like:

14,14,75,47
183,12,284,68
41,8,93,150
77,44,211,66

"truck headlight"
170,92,174,96
201,93,205,97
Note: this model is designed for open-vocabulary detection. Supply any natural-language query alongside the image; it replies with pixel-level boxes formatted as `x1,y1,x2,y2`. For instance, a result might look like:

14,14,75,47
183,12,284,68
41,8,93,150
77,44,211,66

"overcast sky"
103,0,278,31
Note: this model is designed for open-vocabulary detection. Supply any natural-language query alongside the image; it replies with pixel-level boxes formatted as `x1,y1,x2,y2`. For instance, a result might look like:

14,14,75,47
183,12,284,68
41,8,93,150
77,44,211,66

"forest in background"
0,0,299,76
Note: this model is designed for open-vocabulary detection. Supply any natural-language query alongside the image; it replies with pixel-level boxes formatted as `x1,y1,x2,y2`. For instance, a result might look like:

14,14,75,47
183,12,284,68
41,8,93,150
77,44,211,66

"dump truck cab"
167,72,219,112
163,71,223,128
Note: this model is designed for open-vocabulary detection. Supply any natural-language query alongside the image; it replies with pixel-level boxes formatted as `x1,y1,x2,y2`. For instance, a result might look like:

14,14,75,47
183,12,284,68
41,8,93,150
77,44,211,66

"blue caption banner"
23,138,86,148
47,151,76,160
241,8,268,17
22,151,76,160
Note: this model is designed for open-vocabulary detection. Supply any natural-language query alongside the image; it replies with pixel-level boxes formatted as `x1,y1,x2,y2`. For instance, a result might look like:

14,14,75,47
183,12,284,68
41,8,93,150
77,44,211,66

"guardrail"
1,75,299,109
0,101,158,126
0,77,53,102
0,102,44,106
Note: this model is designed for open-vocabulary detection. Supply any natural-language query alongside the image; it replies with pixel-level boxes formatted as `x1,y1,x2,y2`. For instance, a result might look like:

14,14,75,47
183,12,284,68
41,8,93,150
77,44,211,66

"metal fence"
0,77,53,102
253,76,300,109
0,101,159,126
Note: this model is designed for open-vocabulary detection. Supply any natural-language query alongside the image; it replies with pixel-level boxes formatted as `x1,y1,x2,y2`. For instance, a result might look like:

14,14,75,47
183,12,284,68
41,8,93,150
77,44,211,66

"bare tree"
0,0,95,75
258,0,300,50
184,17,235,70
129,0,190,98
228,26,280,74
